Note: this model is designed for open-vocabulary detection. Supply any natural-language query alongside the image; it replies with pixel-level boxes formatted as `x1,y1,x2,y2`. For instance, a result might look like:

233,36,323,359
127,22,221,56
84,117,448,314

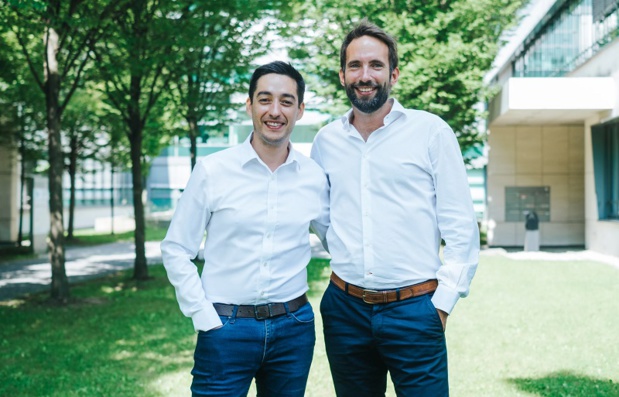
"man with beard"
310,20,479,396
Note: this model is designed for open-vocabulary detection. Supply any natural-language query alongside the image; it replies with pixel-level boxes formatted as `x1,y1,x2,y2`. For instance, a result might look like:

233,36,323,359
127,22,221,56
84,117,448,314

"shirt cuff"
431,284,460,315
191,304,223,332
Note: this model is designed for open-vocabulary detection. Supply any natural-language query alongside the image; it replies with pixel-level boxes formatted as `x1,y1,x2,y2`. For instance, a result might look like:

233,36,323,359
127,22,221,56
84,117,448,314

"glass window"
512,0,619,77
591,120,619,220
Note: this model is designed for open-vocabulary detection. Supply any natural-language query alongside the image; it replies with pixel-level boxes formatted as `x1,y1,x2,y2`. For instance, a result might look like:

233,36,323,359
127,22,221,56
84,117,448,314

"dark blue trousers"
321,282,448,397
191,302,315,397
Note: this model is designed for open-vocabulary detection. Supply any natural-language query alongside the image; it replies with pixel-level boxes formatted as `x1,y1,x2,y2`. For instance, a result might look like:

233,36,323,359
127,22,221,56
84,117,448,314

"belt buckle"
254,304,271,320
362,289,379,304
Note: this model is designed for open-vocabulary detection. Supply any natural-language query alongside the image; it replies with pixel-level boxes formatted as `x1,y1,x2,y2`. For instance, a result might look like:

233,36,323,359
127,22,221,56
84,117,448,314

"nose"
361,65,372,81
268,101,281,117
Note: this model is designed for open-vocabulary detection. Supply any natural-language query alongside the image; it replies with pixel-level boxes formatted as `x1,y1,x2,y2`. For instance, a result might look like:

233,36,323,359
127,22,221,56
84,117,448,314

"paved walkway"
0,235,331,302
3,238,618,302
481,247,619,269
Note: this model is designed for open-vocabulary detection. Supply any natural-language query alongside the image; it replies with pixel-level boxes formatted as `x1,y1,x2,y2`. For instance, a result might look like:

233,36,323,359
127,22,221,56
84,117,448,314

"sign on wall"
505,186,550,222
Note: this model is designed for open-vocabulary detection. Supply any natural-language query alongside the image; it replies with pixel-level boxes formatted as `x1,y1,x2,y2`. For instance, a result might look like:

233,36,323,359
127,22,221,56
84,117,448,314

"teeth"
358,87,374,92
265,122,282,127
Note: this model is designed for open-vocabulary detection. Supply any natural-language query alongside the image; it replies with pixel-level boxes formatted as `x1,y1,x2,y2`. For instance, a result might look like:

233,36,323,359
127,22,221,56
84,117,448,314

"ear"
390,67,400,86
339,69,345,86
296,102,305,121
245,97,251,116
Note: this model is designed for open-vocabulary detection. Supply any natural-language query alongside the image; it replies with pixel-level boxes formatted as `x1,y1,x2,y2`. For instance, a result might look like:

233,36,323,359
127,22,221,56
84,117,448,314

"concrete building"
485,0,619,256
0,145,20,244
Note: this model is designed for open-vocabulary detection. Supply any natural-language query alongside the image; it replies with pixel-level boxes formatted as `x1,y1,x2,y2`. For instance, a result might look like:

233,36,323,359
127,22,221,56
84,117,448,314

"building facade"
486,0,619,256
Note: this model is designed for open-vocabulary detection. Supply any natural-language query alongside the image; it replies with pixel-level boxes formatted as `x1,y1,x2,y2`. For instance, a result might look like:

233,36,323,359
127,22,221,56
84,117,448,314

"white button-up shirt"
161,135,329,332
311,99,479,314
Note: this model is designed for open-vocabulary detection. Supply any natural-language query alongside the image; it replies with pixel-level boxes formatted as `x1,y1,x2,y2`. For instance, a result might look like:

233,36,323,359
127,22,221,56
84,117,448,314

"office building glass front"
513,0,619,77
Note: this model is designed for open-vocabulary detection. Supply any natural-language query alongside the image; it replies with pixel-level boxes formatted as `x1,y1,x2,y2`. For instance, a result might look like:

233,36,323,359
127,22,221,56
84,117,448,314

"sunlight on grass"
68,224,168,246
149,370,191,397
1,256,618,396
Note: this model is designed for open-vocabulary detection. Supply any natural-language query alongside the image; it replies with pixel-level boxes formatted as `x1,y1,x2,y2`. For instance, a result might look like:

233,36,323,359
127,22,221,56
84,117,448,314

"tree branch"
11,26,45,92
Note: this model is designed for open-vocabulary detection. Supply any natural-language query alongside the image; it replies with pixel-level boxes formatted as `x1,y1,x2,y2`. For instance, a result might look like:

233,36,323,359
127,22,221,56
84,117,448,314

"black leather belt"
213,294,308,320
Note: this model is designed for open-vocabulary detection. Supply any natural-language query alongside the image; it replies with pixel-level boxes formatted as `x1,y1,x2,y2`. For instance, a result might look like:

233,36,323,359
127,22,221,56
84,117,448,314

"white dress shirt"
161,134,329,332
311,98,479,314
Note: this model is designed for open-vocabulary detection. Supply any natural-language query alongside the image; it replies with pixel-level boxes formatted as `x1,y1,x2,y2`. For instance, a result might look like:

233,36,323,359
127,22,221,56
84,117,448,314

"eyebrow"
347,59,385,66
256,91,297,101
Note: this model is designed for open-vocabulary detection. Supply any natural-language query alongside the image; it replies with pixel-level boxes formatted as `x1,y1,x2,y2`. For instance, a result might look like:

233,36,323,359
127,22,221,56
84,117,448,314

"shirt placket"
360,146,374,279
259,172,278,300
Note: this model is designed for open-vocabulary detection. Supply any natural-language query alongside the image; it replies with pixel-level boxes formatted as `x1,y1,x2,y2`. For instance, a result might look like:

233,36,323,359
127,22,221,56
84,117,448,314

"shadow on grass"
0,266,196,397
508,370,618,397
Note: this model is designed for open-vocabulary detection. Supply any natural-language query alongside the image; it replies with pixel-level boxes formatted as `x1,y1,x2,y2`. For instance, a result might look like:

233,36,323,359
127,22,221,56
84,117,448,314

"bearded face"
345,79,391,114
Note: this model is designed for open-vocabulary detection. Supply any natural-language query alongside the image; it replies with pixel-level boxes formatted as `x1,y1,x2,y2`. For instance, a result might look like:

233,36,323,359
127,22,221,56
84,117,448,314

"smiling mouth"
265,121,284,129
355,85,376,96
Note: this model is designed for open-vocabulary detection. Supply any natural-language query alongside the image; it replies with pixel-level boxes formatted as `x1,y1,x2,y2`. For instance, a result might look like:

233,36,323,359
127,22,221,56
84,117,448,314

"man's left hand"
437,309,448,331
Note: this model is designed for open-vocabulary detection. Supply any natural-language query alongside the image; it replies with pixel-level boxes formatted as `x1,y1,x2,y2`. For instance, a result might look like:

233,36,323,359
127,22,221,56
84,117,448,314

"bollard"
524,211,539,251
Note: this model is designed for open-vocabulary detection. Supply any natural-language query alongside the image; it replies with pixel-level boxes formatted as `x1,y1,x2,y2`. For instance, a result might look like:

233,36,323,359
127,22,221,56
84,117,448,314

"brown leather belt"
213,294,308,320
330,272,437,304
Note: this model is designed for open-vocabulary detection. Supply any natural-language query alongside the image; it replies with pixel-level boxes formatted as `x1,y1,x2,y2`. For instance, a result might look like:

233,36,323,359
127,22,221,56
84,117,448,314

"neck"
251,136,289,172
351,99,394,141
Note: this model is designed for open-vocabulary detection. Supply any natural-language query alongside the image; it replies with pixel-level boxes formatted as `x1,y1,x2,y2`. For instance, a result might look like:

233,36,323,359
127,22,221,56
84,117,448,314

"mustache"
353,81,379,88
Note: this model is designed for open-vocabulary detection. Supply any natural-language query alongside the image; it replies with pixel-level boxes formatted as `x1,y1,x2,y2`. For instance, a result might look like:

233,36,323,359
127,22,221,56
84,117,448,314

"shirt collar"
339,98,407,131
240,133,299,171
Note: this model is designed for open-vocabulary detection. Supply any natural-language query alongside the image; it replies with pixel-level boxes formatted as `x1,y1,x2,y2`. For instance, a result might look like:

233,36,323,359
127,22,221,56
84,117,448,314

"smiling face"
246,73,305,149
340,35,399,114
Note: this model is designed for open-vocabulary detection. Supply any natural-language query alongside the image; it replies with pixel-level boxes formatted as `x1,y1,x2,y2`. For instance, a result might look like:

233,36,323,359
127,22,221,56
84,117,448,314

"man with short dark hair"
162,61,329,397
311,20,479,396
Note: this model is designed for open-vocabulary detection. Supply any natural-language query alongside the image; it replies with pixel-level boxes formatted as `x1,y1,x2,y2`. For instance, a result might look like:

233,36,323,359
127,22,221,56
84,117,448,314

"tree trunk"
45,26,69,302
128,68,147,279
129,129,148,279
18,116,25,246
110,162,115,235
188,117,198,170
67,133,78,240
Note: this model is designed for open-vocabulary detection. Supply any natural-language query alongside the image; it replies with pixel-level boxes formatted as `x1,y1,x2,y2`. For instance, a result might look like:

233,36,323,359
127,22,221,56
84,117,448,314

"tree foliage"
3,0,126,302
90,0,182,279
285,0,527,159
170,1,288,169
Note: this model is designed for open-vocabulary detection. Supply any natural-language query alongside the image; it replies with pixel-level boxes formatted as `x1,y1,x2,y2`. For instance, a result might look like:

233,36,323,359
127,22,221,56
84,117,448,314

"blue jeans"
321,283,448,397
191,302,315,397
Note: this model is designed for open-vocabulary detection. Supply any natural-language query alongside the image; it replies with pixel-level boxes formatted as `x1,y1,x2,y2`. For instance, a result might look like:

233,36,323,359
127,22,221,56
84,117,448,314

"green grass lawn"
1,255,618,396
67,224,169,246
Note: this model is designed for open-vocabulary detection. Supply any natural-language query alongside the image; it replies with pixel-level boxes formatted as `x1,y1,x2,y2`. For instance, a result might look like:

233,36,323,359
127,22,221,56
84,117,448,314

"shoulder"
191,146,246,181
293,149,327,175
197,145,243,167
314,118,346,143
402,108,450,130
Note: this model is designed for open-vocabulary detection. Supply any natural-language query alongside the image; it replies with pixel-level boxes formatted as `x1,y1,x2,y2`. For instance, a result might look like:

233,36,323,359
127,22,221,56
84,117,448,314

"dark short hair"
340,19,398,74
248,61,305,106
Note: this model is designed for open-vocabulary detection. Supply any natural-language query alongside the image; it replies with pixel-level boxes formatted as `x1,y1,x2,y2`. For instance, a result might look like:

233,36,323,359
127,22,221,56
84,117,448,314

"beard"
345,81,390,114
